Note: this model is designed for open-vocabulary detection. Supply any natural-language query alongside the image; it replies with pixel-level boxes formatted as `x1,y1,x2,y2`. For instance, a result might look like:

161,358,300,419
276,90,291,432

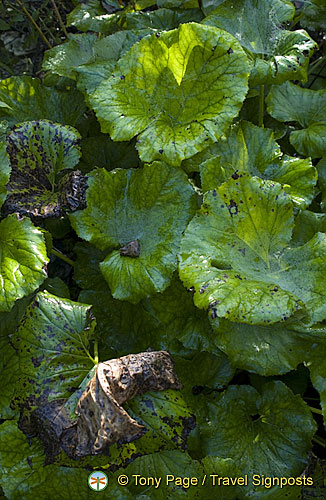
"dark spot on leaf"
227,199,238,217
227,48,234,54
199,284,209,294
120,75,125,80
159,149,163,154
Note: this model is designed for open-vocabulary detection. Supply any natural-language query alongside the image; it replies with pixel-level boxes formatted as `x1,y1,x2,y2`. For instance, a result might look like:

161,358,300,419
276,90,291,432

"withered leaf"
75,350,182,457
20,350,184,461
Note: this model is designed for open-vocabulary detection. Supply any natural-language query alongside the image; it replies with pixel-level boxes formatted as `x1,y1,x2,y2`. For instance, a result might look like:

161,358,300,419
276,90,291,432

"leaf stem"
50,0,69,38
15,0,52,49
259,84,264,128
94,338,99,365
312,435,326,448
51,248,75,267
309,406,323,416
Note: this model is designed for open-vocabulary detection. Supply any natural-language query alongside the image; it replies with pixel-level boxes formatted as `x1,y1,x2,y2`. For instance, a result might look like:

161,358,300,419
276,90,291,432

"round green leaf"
3,120,85,218
0,215,48,312
198,381,316,479
70,164,196,303
179,173,326,324
0,76,86,128
89,23,250,166
203,0,316,85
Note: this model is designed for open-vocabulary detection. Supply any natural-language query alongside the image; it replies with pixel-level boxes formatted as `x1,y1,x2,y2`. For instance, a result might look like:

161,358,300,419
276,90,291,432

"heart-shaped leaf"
89,23,250,165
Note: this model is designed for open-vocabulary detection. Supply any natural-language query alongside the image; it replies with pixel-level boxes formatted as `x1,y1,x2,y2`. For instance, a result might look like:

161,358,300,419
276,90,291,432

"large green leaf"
0,76,86,127
2,120,85,218
89,23,250,166
266,81,326,158
70,164,196,303
11,291,95,409
0,215,48,312
203,0,316,85
199,120,316,208
197,382,316,479
0,141,10,209
179,173,326,325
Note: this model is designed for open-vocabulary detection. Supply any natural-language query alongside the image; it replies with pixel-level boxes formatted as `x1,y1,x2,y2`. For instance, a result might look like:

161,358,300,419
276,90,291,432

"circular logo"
88,471,109,492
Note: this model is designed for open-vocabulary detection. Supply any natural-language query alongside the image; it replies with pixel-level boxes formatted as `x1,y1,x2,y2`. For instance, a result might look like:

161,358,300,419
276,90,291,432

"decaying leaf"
22,350,183,460
75,350,182,457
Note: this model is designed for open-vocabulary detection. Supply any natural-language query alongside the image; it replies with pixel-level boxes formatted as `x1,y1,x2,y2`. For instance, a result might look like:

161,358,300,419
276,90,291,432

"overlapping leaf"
70,163,196,303
43,31,155,96
89,23,250,165
179,173,326,325
203,0,317,85
11,291,96,409
266,81,326,158
196,381,316,479
0,76,86,127
2,120,86,218
0,215,48,312
199,120,316,208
